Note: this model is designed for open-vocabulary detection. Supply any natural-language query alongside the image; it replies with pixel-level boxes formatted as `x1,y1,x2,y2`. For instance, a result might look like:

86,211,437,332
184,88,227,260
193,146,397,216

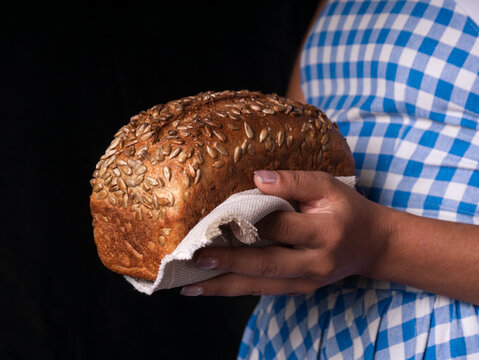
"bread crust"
90,90,355,280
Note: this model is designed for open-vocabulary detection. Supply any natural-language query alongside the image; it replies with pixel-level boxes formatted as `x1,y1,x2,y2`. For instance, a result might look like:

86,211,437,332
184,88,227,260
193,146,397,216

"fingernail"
180,286,203,296
196,257,218,270
254,170,278,184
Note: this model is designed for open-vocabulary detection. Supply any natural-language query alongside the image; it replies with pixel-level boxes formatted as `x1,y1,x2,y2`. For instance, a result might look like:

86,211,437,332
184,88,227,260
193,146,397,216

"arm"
180,1,479,305
182,171,479,305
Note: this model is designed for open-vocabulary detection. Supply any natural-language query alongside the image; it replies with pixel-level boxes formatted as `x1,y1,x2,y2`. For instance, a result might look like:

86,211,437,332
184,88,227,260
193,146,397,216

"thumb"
253,170,338,203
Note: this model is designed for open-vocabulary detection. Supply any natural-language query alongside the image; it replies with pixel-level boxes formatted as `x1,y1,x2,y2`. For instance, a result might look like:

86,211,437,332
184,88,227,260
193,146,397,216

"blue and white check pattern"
239,0,479,358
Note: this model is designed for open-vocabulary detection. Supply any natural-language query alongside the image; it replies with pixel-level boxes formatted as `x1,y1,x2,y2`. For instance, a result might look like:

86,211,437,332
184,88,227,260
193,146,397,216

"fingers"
181,273,319,297
255,211,322,247
195,246,317,278
254,170,341,203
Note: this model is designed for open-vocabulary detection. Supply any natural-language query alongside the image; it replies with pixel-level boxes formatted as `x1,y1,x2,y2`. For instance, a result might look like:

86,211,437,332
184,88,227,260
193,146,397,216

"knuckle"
259,259,278,278
285,171,302,190
249,282,263,296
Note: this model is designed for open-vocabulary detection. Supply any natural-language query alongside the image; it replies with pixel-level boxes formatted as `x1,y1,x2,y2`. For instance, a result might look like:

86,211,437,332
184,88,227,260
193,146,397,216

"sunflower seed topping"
259,129,268,143
213,160,225,168
169,147,181,160
286,135,293,148
206,145,217,159
215,142,228,156
163,166,171,181
97,190,108,200
244,122,254,139
277,130,284,147
234,146,241,163
194,169,201,184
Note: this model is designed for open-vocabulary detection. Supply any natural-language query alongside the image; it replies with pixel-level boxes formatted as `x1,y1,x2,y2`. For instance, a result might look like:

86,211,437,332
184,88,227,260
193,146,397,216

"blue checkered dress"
238,0,479,358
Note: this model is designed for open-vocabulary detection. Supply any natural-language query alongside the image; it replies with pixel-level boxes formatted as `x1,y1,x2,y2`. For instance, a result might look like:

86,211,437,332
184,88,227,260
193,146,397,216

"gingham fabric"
238,0,479,358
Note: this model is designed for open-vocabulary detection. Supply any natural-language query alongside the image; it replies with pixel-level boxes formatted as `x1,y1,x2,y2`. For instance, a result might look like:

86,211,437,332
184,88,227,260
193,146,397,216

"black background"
1,1,318,359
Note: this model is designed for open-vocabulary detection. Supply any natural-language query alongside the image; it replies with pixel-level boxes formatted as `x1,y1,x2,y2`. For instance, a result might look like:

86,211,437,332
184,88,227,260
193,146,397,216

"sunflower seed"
135,207,143,220
171,139,185,145
250,104,261,111
241,139,248,154
194,169,201,184
108,196,117,206
169,147,181,159
263,108,275,115
163,166,171,181
113,168,121,177
178,152,187,163
247,144,255,156
187,163,196,178
207,120,222,128
122,194,128,208
116,159,127,166
139,131,154,141
152,194,159,209
227,110,240,120
227,122,239,130
168,129,177,136
215,142,228,156
286,135,293,148
97,214,109,222
204,125,212,137
95,160,105,170
142,182,150,191
134,175,144,186
157,196,170,206
259,129,268,143
161,228,171,236
215,111,227,118
124,146,135,156
320,133,329,145
146,177,159,187
100,149,117,160
93,183,104,192
97,190,108,200
135,165,147,175
168,193,175,206
316,149,323,164
234,146,241,163
322,144,331,151
162,144,171,155
98,166,108,178
125,139,139,147
183,146,193,158
118,178,127,193
285,105,293,114
265,137,275,152
213,160,225,168
195,152,204,164
143,193,153,205
159,236,166,246
206,145,217,159
213,130,226,142
244,122,254,139
183,174,190,188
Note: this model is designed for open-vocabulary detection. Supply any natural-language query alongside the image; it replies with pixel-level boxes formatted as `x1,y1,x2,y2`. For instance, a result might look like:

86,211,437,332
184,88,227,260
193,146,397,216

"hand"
180,170,395,297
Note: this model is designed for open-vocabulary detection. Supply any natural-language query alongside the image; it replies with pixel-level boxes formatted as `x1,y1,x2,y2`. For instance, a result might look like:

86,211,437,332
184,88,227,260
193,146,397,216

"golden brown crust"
90,90,355,280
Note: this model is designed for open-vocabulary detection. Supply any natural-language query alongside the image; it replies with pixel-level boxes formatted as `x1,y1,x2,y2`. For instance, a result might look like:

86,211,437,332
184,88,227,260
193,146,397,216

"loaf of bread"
90,90,355,280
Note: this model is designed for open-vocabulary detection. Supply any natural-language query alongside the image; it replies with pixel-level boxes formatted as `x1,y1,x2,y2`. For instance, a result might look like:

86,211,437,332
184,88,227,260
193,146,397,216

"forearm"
367,207,479,305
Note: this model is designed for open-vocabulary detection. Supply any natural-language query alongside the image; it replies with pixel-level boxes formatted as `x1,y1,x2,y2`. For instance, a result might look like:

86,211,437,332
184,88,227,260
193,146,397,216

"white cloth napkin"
125,176,357,295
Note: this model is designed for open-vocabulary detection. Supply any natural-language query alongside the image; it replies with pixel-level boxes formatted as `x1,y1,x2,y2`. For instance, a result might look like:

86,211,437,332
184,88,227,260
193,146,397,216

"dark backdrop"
1,1,318,359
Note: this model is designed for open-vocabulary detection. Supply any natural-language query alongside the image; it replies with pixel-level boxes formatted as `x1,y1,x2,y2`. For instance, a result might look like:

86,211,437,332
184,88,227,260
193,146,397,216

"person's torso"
301,0,479,224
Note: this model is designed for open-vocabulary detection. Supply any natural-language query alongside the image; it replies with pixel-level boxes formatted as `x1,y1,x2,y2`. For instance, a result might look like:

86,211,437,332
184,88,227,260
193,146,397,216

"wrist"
360,203,401,280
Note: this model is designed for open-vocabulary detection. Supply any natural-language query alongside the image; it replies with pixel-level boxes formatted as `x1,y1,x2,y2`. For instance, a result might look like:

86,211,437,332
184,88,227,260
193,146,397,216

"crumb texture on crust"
90,90,355,280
